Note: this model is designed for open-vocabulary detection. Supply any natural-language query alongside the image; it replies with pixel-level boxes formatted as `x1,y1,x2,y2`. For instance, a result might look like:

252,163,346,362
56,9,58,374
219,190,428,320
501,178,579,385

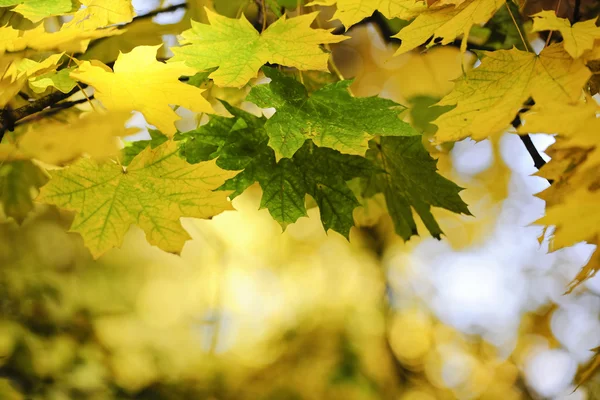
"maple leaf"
0,53,63,107
28,67,77,94
433,44,591,143
305,0,426,28
363,136,470,240
121,129,168,166
170,8,348,87
62,0,135,31
518,100,600,169
36,141,237,258
70,45,215,136
532,11,600,59
178,102,376,237
246,67,418,159
12,111,140,165
0,160,47,223
393,0,503,55
1,0,74,23
519,100,600,291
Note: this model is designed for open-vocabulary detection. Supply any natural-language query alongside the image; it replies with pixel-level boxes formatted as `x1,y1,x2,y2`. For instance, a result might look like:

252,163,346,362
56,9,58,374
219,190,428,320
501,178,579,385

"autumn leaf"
170,8,348,87
0,24,122,55
121,129,168,166
363,136,470,240
393,0,503,55
305,0,426,29
0,53,64,107
179,102,377,237
70,45,215,136
433,44,591,143
0,160,47,223
532,11,600,59
518,100,600,169
246,67,418,159
28,67,77,94
36,141,237,258
62,0,135,31
1,0,75,23
520,99,600,292
13,111,140,165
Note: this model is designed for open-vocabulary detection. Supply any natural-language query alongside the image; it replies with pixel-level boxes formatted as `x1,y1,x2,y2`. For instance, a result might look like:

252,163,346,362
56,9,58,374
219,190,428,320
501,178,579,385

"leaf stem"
505,0,530,52
544,0,562,48
261,0,268,31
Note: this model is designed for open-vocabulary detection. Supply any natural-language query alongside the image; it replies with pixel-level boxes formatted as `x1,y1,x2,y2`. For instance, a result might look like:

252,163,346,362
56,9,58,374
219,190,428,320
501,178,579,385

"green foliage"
364,137,470,239
0,161,47,223
247,67,418,159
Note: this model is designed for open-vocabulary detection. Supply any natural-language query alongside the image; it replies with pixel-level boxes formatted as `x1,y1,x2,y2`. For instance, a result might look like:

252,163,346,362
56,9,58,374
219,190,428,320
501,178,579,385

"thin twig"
505,0,530,52
131,2,188,22
261,0,267,31
544,0,562,47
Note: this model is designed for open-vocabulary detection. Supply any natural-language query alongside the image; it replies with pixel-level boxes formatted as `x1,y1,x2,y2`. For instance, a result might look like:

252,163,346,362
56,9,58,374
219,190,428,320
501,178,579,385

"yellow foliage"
11,111,139,165
433,45,591,143
0,24,122,55
532,11,600,59
521,98,600,292
0,53,63,107
63,0,135,31
70,45,214,136
306,0,426,28
393,0,503,55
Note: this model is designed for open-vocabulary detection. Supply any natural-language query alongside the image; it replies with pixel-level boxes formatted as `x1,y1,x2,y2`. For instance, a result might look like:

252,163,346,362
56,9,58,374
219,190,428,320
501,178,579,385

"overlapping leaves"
247,67,418,159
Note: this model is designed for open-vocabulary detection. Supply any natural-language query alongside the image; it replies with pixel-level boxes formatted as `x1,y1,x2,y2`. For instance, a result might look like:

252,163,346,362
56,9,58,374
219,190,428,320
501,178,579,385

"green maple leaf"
0,160,48,223
247,67,418,160
364,136,470,240
37,141,237,258
178,102,376,237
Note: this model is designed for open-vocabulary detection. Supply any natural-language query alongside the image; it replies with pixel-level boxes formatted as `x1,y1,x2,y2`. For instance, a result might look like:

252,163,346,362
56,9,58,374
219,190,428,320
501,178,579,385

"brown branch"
0,86,84,141
511,99,549,173
130,2,188,23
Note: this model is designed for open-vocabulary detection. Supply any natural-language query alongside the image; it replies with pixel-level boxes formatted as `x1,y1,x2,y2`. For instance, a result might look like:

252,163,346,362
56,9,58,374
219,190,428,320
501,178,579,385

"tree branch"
510,102,548,172
130,2,188,23
0,86,84,141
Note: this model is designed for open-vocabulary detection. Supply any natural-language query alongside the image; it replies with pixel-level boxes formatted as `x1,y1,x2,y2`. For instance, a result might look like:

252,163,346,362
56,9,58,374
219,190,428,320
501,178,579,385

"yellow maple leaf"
36,141,238,258
0,24,123,55
62,0,135,31
70,45,215,136
518,100,600,168
538,181,600,292
305,0,426,28
0,53,64,107
526,99,600,291
532,11,600,59
12,110,139,165
170,8,348,87
393,0,503,55
433,44,591,143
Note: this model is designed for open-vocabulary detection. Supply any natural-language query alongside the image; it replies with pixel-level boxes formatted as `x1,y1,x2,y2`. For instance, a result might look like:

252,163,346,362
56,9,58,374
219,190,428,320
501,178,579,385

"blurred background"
1,1,600,399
